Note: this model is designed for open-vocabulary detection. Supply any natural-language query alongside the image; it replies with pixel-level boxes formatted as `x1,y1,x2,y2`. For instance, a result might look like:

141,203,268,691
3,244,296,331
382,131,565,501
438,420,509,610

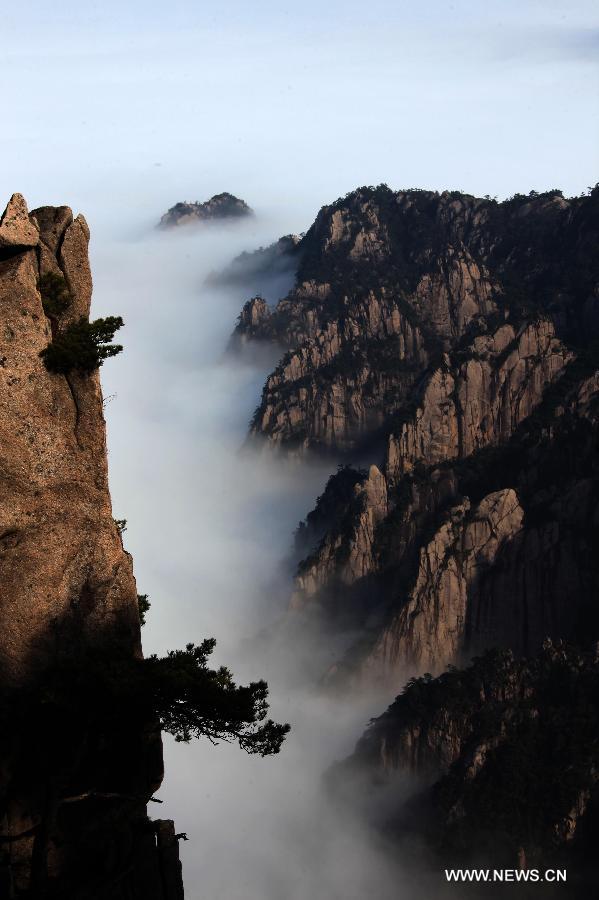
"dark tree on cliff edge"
142,640,290,755
40,316,124,374
26,638,290,758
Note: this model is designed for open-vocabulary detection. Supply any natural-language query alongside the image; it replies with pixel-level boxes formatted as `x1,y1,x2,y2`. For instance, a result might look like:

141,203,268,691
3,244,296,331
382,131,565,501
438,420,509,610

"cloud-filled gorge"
94,208,419,900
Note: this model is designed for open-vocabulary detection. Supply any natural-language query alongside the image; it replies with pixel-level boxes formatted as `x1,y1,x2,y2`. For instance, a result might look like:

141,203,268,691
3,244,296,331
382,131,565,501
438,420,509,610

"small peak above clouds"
158,192,253,228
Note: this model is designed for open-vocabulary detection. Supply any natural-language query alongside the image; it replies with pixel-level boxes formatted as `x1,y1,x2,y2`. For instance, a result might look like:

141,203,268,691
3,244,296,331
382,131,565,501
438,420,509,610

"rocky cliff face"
232,184,599,693
295,349,599,691
236,185,597,457
0,195,139,685
227,182,599,886
333,642,599,880
0,195,183,898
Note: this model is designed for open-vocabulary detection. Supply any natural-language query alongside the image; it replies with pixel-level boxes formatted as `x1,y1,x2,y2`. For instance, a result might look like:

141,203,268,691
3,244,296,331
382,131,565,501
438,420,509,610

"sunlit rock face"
0,195,139,685
0,194,183,899
233,184,599,691
236,185,597,457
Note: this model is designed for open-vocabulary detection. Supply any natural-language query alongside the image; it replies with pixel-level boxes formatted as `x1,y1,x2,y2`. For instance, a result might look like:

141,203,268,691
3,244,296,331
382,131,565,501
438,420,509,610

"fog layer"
91,206,425,899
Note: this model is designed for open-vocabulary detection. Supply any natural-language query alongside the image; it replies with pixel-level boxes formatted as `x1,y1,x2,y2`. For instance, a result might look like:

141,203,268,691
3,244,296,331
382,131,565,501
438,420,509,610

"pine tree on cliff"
30,638,290,758
37,271,124,374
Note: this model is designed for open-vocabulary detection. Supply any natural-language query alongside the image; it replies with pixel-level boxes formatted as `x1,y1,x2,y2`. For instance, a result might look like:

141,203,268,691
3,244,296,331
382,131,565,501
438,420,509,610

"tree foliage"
142,641,290,754
40,316,124,375
25,638,290,758
38,271,71,319
137,593,151,626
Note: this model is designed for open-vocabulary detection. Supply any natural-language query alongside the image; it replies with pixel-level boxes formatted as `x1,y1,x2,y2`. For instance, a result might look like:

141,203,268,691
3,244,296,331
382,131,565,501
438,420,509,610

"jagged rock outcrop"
363,489,525,679
0,195,39,251
159,192,252,228
234,185,598,456
232,296,273,344
0,194,183,898
291,465,388,610
386,319,571,480
246,291,430,454
293,349,599,690
332,642,599,879
0,198,137,685
223,185,597,695
226,182,599,887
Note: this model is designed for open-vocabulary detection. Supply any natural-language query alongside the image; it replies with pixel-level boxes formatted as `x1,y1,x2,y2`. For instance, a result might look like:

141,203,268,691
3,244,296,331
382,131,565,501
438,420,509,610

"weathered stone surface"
32,204,75,279
248,292,428,454
363,489,524,682
386,319,571,479
288,318,570,627
291,465,388,608
298,355,599,692
234,185,599,456
0,194,183,898
0,224,135,684
231,296,272,346
0,194,39,250
59,214,93,319
275,186,599,695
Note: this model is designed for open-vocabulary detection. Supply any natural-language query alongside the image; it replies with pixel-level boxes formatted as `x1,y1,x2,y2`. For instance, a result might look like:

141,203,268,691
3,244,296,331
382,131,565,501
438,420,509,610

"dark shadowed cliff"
332,641,599,890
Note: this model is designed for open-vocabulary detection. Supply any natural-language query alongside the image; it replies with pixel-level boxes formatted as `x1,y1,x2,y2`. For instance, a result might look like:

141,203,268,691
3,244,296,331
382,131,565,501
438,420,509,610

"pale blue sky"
2,0,597,225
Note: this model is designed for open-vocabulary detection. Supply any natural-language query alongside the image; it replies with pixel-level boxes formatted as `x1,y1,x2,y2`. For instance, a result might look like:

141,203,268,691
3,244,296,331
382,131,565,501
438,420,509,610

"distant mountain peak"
159,192,253,228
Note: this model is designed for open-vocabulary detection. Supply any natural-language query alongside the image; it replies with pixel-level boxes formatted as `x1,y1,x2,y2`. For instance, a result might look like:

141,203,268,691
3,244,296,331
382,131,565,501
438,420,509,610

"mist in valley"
85,204,427,900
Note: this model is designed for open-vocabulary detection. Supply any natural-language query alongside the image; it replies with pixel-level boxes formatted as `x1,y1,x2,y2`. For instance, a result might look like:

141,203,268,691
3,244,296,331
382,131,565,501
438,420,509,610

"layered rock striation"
0,194,183,898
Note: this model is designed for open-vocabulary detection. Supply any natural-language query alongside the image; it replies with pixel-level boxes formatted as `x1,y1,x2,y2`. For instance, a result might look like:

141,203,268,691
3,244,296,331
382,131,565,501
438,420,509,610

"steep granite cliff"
235,185,597,457
227,182,599,888
0,195,183,899
294,347,599,690
232,184,599,691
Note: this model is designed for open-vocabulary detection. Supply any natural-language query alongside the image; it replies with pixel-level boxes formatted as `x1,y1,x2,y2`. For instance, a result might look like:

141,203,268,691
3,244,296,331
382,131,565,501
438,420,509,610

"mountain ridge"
230,182,599,880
